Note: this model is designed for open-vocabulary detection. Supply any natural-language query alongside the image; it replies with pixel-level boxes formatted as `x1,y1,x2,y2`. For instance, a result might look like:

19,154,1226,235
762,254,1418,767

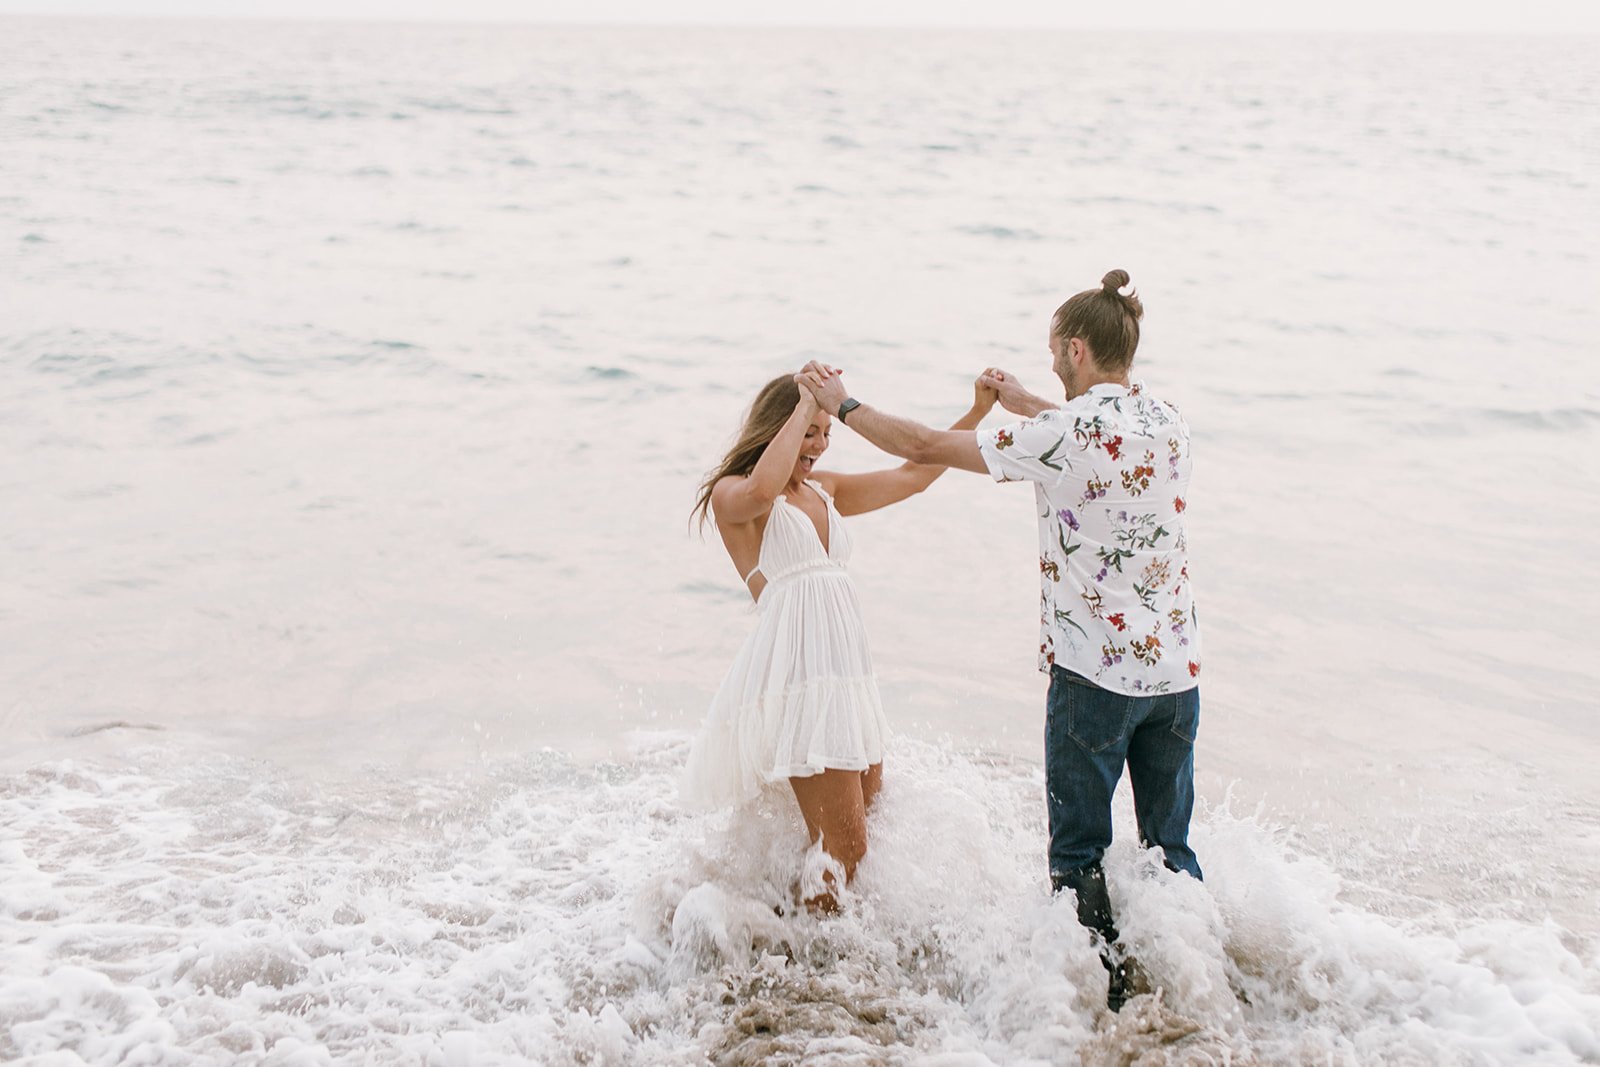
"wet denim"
1044,665,1203,882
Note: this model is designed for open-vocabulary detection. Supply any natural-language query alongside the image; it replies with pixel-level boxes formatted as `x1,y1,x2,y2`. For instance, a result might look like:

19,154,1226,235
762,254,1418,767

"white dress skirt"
682,481,889,809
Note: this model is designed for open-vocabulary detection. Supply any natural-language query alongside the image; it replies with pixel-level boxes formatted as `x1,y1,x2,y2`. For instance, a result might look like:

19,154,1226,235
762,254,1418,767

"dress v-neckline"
778,484,832,557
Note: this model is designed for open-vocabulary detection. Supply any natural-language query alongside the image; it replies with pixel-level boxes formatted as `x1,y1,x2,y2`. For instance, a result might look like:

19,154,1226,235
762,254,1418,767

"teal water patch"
957,224,1045,241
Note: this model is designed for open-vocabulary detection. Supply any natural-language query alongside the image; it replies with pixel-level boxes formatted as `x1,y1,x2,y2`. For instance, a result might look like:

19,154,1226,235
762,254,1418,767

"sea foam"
3,735,1596,1064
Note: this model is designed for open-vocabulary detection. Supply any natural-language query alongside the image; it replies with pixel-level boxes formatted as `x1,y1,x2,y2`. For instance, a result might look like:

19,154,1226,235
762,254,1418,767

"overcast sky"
4,0,1599,32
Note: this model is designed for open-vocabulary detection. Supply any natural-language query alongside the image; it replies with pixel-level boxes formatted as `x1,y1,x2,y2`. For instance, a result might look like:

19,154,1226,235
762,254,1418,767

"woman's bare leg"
789,769,869,913
861,762,884,811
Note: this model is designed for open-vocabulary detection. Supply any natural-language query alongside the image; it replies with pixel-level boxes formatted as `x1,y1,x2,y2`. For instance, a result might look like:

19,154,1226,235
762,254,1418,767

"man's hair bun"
1101,269,1130,293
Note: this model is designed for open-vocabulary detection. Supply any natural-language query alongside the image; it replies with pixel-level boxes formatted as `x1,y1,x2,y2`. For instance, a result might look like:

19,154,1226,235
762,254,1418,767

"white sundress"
682,480,889,809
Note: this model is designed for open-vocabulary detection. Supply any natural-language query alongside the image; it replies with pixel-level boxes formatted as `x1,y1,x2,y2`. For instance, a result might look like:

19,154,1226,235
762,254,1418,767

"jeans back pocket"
1054,671,1137,754
1169,687,1201,744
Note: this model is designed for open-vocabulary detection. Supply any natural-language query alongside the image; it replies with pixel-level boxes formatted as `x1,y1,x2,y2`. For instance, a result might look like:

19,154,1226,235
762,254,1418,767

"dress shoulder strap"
805,478,834,503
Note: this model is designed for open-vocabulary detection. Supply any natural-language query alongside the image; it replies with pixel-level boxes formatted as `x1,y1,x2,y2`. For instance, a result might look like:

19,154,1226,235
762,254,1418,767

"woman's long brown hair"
691,374,801,530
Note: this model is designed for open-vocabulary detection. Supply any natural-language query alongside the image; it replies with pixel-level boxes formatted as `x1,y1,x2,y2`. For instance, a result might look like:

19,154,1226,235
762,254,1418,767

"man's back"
978,380,1200,695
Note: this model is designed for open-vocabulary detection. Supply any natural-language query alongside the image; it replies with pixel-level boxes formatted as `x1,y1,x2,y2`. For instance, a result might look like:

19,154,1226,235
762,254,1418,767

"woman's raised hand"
974,368,1001,413
793,373,821,414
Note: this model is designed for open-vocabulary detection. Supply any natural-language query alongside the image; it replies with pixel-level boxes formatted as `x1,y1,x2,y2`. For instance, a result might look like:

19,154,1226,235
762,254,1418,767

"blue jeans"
1045,666,1202,884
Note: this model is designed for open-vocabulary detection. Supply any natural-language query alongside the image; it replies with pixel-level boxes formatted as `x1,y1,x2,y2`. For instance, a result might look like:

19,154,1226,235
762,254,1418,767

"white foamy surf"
4,733,1596,1064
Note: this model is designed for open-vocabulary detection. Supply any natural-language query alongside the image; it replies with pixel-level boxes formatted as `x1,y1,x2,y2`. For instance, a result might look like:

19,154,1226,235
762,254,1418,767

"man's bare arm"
797,364,989,475
837,403,988,473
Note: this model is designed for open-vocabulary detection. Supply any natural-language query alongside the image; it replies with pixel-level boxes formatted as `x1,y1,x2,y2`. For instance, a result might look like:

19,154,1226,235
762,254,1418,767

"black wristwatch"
836,397,862,423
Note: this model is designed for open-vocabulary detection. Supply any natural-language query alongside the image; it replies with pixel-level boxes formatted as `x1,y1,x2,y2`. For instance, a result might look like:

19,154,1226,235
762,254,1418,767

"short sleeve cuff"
976,429,1010,483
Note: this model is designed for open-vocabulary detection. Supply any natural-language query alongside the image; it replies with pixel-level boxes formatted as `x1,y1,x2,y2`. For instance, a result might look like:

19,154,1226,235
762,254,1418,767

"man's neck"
1064,373,1131,402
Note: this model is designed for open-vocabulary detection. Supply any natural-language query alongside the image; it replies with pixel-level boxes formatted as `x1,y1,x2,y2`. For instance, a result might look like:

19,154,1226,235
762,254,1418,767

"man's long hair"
1054,269,1145,371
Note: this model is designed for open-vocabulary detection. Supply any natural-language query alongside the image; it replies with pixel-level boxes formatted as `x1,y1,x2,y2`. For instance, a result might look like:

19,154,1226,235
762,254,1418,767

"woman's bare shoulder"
710,474,777,527
709,473,750,506
806,470,841,495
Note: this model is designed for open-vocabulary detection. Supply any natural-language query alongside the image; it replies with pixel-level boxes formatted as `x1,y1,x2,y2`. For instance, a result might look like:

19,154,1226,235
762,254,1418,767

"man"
795,269,1202,1012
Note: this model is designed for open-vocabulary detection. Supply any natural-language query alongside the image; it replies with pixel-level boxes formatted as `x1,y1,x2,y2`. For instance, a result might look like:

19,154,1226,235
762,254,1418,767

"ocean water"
3,16,1599,1064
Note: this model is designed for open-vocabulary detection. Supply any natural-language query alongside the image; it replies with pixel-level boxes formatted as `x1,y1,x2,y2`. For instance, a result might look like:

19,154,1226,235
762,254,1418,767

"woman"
685,361,997,912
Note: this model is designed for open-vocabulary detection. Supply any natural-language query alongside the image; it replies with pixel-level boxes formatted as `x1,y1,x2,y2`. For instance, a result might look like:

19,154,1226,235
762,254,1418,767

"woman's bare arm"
710,391,821,524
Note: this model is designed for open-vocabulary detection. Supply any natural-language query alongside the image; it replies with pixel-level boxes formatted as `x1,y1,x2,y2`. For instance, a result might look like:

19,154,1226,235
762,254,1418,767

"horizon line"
1,10,1597,36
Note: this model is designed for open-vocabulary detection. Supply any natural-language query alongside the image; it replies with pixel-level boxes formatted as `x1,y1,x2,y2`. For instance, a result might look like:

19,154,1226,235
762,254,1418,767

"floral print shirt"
977,381,1201,695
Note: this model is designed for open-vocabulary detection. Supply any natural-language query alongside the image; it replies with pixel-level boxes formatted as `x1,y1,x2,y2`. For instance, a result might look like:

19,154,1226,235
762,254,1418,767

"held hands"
978,368,1034,416
795,360,848,416
793,361,1033,420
